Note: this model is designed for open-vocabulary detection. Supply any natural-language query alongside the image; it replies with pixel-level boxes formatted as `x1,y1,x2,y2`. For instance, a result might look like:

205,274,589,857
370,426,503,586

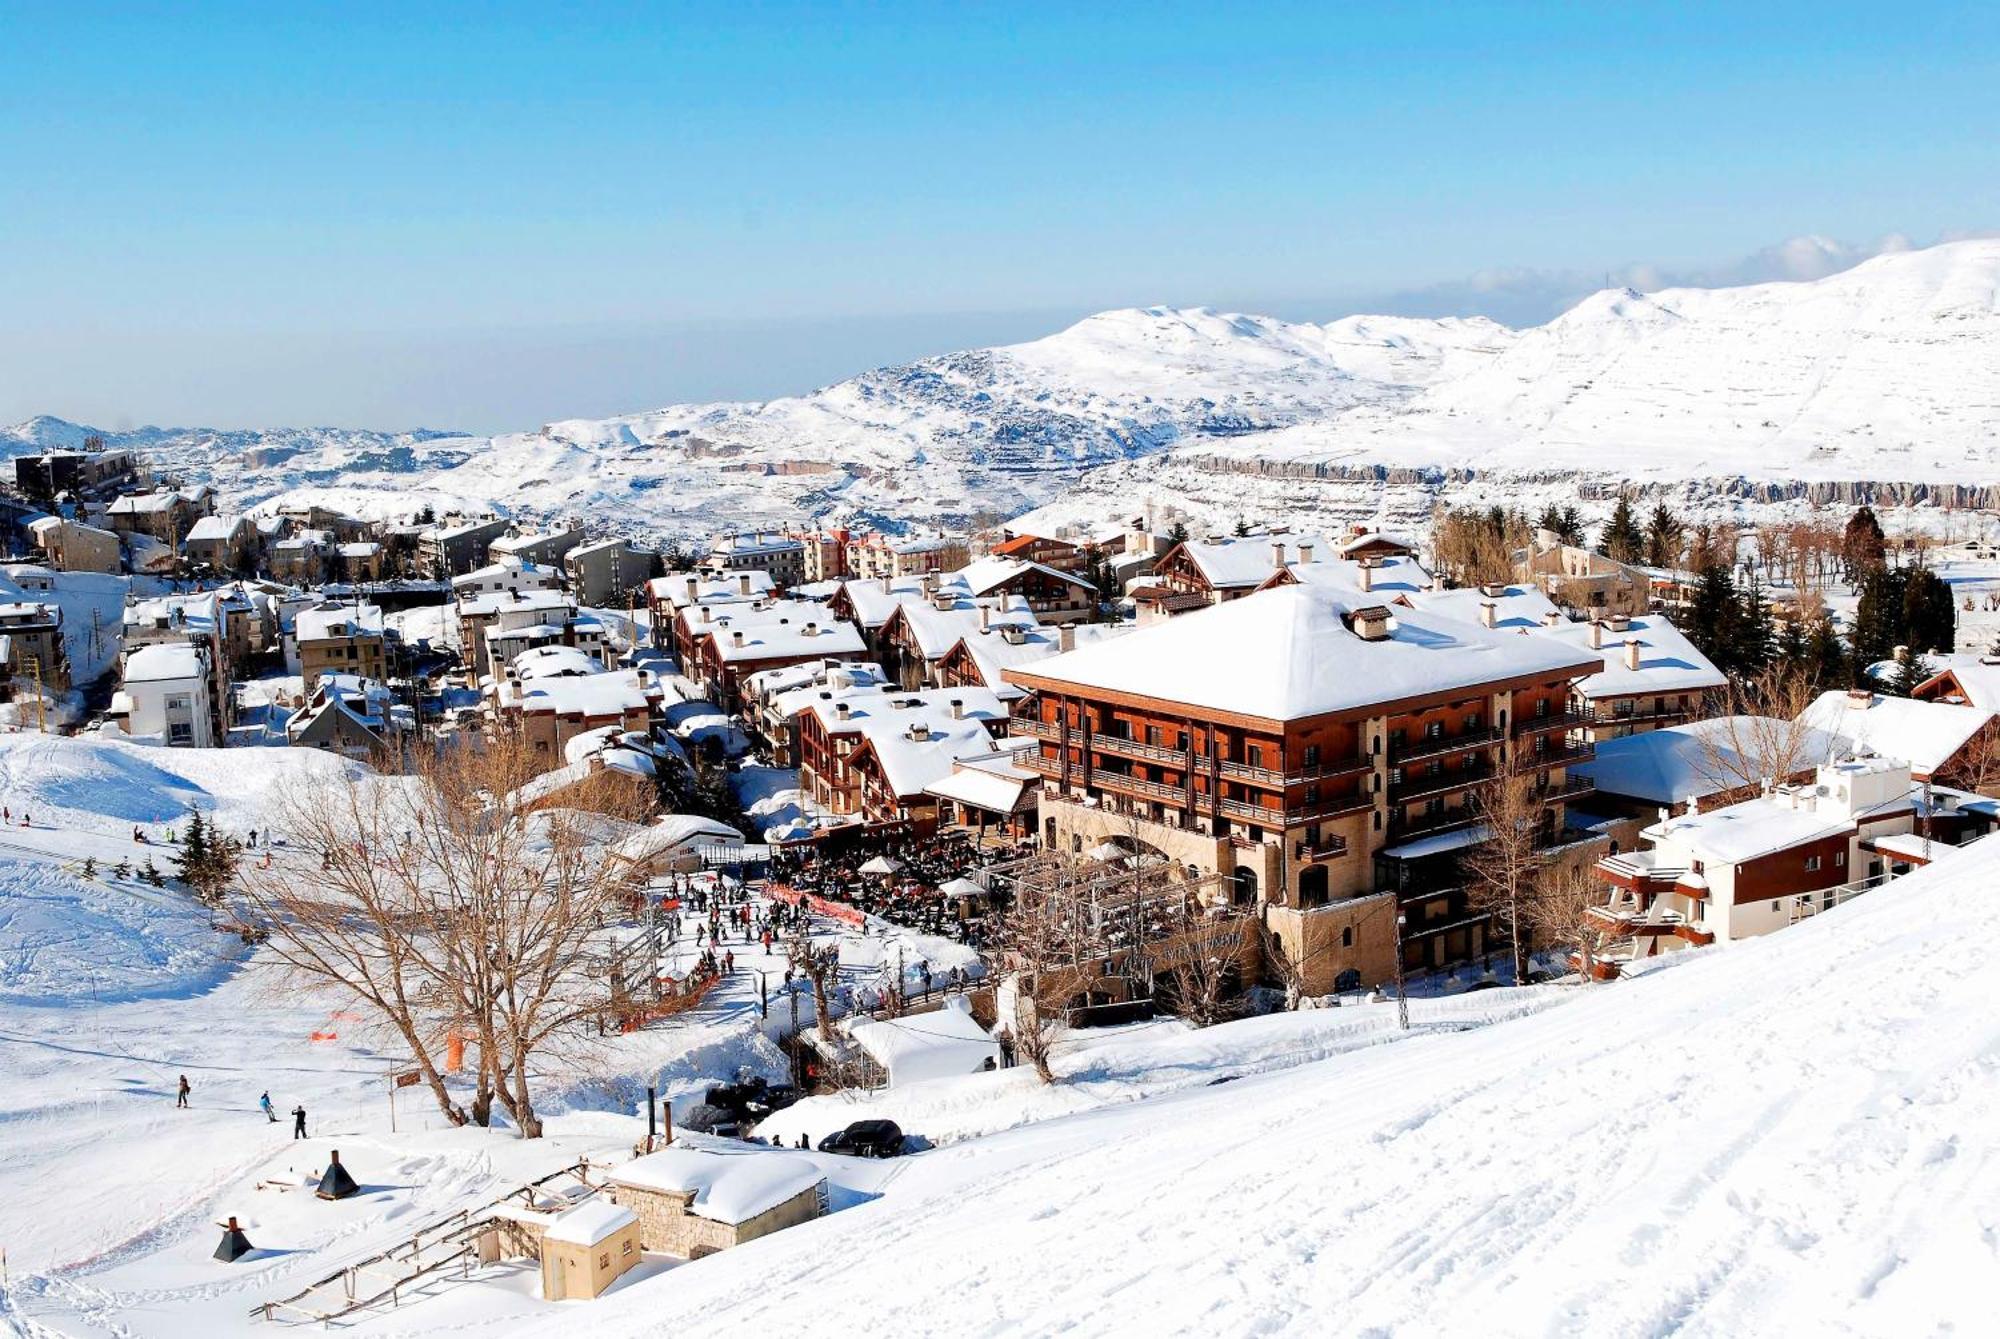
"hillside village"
3,438,2000,1332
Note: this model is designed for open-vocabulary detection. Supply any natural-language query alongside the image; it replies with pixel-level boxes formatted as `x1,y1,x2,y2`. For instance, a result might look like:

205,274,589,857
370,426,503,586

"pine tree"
1166,520,1189,545
1805,616,1850,691
1891,651,1935,698
1644,503,1684,569
114,858,131,880
80,856,97,881
1684,567,1742,675
1842,506,1887,580
1598,496,1643,563
1849,566,1904,675
1232,518,1251,538
141,858,164,887
1901,566,1956,655
1735,577,1775,675
174,809,209,888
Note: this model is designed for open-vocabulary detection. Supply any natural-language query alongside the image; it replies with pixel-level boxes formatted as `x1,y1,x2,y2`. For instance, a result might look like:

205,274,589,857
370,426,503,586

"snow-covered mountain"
9,238,2000,541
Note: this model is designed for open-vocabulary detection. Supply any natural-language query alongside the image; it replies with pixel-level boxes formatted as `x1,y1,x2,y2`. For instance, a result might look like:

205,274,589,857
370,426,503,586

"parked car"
707,1077,800,1124
817,1119,905,1158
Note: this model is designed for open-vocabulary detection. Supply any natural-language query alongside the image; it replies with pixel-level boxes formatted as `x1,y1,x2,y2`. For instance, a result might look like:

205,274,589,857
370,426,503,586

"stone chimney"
738,573,752,596
732,630,745,648
1272,540,1287,569
1588,619,1603,650
1624,637,1641,671
950,698,964,719
1358,563,1373,593
683,574,698,599
979,604,991,631
1298,542,1314,564
1479,601,1497,628
836,701,851,720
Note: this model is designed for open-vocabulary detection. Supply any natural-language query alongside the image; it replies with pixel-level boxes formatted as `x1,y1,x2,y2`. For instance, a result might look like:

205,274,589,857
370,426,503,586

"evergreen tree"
114,858,131,880
1684,567,1743,674
1734,577,1775,675
80,856,97,881
141,858,164,888
1598,496,1643,563
1805,617,1849,690
1842,505,1887,579
1232,518,1251,538
174,809,209,887
1901,566,1956,655
1554,505,1585,545
1773,615,1808,671
1891,651,1935,698
1849,566,1905,675
1166,520,1189,545
1535,502,1565,536
1644,503,1683,569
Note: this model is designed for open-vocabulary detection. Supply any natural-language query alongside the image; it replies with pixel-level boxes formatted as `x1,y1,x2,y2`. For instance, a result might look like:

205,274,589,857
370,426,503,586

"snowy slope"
532,835,2000,1337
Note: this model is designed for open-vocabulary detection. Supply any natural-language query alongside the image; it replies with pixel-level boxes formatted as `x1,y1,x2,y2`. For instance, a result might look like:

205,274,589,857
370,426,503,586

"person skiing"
292,1104,307,1139
259,1091,276,1123
177,1074,191,1108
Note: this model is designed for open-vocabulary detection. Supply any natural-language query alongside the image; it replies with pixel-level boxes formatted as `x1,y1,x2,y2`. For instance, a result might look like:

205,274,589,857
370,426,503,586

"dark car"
817,1119,905,1158
707,1077,801,1124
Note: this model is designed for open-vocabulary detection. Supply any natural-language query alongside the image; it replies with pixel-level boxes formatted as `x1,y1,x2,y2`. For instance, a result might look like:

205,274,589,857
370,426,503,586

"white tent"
859,854,905,876
939,876,985,898
1087,841,1128,863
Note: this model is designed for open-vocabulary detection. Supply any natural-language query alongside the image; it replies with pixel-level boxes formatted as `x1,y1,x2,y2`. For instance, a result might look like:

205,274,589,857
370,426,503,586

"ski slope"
542,835,2000,1338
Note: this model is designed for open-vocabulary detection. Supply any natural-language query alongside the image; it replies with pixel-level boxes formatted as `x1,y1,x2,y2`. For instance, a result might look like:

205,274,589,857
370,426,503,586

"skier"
259,1091,276,1123
292,1104,308,1139
177,1074,191,1108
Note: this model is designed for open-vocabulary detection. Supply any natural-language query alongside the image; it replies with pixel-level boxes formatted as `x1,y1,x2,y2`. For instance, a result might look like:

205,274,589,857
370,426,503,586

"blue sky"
1,2,1994,431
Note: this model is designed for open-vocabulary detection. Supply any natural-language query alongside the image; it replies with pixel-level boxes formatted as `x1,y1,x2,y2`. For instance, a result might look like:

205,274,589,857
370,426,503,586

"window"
1247,744,1264,767
1835,851,1845,867
165,695,191,711
1771,901,1781,913
1804,855,1821,872
1302,743,1320,767
1425,721,1443,739
169,722,192,743
1341,926,1354,949
1145,725,1161,746
598,1252,611,1270
1534,698,1550,718
622,1240,633,1256
1463,713,1479,730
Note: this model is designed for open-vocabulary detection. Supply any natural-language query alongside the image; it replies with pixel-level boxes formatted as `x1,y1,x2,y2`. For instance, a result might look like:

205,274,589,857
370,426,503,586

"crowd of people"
767,830,1034,947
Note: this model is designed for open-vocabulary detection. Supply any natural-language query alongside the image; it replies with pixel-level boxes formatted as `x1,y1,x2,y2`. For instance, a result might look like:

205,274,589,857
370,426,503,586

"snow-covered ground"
5,720,2000,1335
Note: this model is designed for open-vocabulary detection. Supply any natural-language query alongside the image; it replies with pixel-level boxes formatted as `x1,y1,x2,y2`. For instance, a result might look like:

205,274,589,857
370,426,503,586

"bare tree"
1465,765,1543,985
1522,859,1616,985
1691,664,1837,802
241,736,651,1137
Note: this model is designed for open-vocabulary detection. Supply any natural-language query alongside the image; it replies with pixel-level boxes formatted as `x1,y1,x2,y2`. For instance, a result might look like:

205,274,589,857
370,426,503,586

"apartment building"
293,603,388,690
707,532,806,589
1005,583,1601,991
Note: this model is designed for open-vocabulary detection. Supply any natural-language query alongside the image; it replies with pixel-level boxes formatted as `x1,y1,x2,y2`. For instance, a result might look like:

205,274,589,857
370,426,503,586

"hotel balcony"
1011,718,1370,787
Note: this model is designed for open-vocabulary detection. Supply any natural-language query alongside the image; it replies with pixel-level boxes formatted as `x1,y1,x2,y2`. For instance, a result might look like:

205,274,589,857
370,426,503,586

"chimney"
739,573,752,596
1272,540,1286,569
1058,624,1076,653
685,575,698,599
1359,563,1373,593
950,698,964,719
732,630,745,647
1298,542,1314,564
1588,619,1603,650
1623,637,1642,671
836,701,851,720
1541,611,1563,628
979,605,991,631
1479,601,1497,628
805,622,818,637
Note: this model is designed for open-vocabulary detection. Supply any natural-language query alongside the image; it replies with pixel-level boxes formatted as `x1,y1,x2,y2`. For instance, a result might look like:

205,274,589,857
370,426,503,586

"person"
292,1104,308,1139
177,1074,191,1108
259,1091,276,1123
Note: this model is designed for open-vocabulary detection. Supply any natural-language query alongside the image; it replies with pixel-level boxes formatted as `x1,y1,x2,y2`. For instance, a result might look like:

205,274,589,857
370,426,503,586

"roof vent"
906,721,931,742
1348,605,1394,641
1603,613,1631,633
1001,626,1028,645
1478,582,1507,598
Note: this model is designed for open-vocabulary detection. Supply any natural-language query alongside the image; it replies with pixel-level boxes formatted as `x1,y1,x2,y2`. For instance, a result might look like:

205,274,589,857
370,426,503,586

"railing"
1517,710,1592,735
1027,754,1372,828
1010,718,1370,786
1388,763,1495,806
1385,809,1479,843
1388,726,1502,765
1583,701,1690,726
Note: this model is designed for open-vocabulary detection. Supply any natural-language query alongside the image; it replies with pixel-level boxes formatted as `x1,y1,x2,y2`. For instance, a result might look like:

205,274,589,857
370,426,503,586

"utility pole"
1391,910,1410,1032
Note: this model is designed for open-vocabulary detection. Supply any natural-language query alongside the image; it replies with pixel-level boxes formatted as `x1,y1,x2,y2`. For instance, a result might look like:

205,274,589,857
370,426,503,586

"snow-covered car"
817,1119,905,1158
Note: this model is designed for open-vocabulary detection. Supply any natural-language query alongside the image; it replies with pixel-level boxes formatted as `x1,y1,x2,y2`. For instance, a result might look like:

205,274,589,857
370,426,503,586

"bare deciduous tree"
1522,859,1616,985
1465,765,1544,985
241,736,652,1137
1691,665,1837,802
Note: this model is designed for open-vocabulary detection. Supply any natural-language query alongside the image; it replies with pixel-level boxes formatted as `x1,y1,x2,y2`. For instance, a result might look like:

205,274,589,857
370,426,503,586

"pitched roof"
1009,584,1599,724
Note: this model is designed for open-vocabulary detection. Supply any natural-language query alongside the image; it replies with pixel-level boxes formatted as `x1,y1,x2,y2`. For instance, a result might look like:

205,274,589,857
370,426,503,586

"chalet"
956,555,1097,624
285,672,406,759
794,683,1011,827
606,1146,825,1259
181,514,256,573
1513,538,1650,617
1006,583,1602,990
488,647,664,767
1799,689,2000,789
991,530,1088,572
1594,756,1995,974
103,487,212,546
681,601,867,713
26,516,121,574
456,587,575,676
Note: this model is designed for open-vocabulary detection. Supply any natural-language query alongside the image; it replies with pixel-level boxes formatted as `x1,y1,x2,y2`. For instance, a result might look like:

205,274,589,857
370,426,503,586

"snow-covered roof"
648,569,777,609
957,554,1092,597
1534,613,1727,699
889,594,1035,662
510,668,656,718
184,514,243,543
613,814,744,864
105,489,195,515
1178,532,1338,589
511,644,604,680
687,599,867,663
1577,716,1848,804
124,642,204,683
1642,801,1856,866
846,996,1000,1083
295,603,384,642
337,541,380,558
1799,691,1994,777
924,755,1035,813
542,1197,637,1246
1010,584,1599,724
1906,654,2000,711
709,532,803,558
610,1148,825,1225
1275,552,1434,599
951,621,1132,696
456,587,573,618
